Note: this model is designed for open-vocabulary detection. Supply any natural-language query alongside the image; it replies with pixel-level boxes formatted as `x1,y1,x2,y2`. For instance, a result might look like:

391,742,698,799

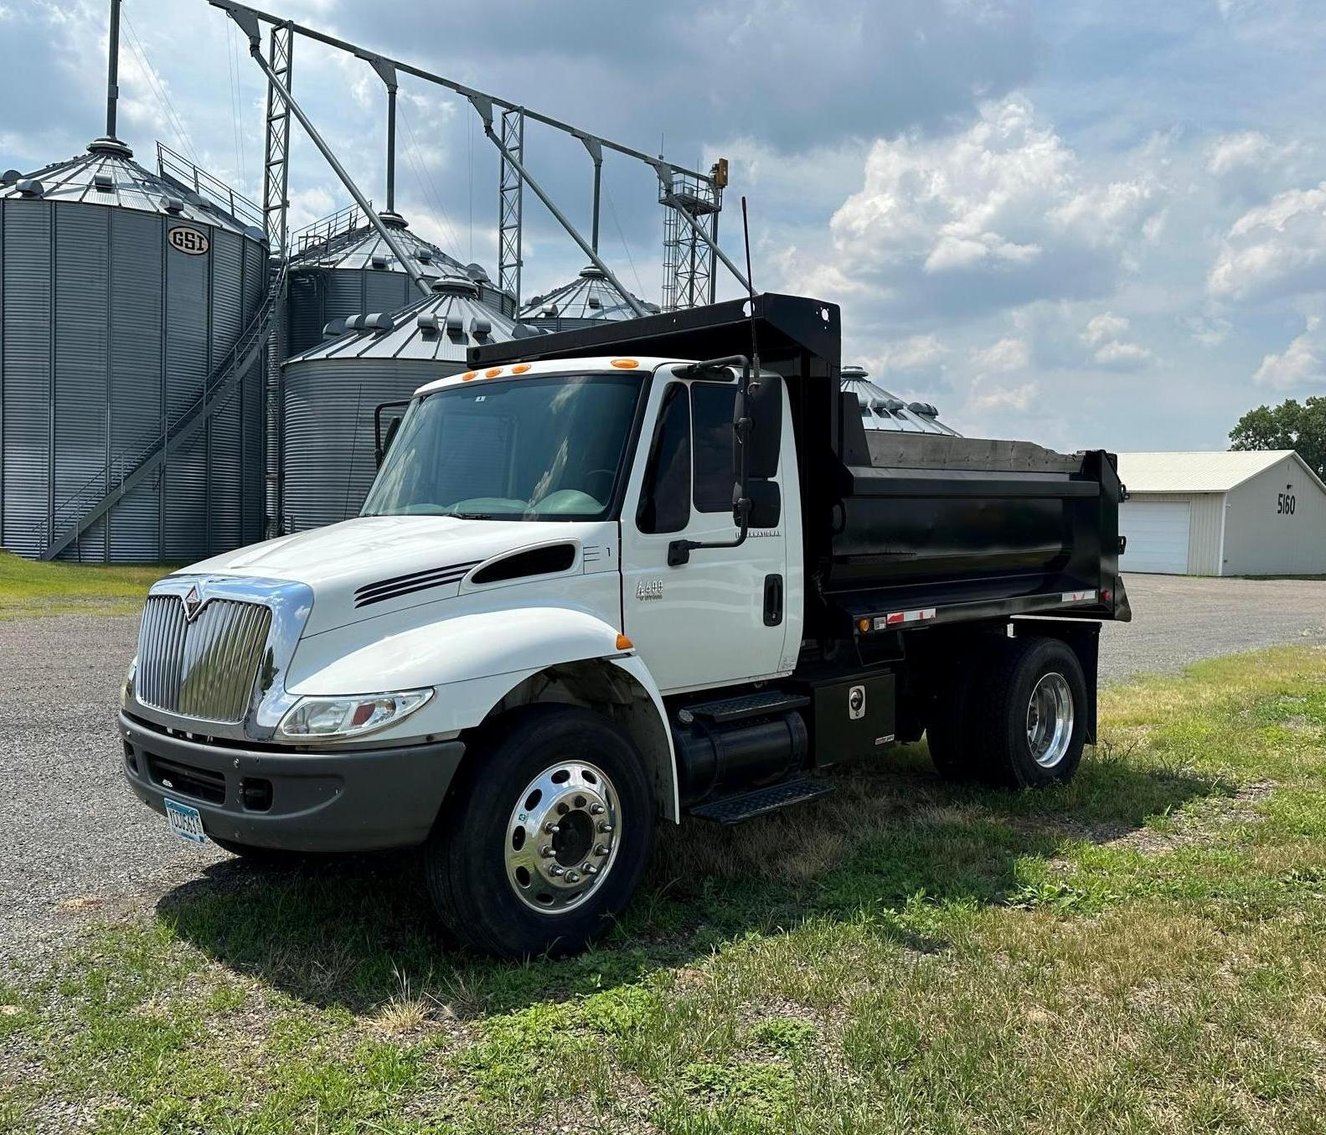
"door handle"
763,573,783,627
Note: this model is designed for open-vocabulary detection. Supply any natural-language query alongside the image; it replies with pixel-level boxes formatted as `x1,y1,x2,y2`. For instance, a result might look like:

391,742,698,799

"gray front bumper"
119,712,465,852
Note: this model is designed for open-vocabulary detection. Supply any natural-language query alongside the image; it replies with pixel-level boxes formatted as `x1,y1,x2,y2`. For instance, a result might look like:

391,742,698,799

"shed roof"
1115,450,1322,493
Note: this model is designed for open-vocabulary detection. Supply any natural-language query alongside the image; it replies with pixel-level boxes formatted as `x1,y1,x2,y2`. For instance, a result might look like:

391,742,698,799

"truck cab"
120,294,1129,957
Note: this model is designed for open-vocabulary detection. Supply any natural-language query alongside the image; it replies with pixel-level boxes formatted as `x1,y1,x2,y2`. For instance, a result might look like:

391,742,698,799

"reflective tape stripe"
1061,590,1097,603
874,608,936,631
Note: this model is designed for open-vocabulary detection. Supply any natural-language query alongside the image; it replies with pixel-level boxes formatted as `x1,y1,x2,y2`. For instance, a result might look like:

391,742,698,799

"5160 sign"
1276,485,1296,515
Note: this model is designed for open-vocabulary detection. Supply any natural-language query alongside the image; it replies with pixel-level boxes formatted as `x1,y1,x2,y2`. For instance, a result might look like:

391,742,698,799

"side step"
678,689,810,726
688,779,835,825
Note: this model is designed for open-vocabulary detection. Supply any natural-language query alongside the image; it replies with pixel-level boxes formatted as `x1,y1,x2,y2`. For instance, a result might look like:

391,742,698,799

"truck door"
620,374,794,694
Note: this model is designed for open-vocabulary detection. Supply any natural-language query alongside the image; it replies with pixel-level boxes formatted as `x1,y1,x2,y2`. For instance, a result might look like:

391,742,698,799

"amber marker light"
857,618,871,634
484,367,503,378
460,371,477,381
615,633,634,650
610,358,639,369
512,363,532,374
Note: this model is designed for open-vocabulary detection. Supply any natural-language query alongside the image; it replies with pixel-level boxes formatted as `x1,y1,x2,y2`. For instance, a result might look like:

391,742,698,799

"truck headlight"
275,689,433,742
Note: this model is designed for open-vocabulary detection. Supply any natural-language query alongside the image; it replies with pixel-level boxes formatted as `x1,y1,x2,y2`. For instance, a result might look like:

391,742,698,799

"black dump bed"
470,292,1130,637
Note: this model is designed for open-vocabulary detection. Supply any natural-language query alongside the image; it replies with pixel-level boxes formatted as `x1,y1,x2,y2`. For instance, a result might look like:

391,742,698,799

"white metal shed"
1115,451,1326,576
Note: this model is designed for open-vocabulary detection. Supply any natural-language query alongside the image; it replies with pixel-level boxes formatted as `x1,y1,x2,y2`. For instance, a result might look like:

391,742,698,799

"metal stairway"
39,259,289,561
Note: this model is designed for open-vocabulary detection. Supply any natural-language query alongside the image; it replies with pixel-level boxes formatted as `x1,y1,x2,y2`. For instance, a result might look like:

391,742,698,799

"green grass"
0,551,168,618
3,646,1325,1133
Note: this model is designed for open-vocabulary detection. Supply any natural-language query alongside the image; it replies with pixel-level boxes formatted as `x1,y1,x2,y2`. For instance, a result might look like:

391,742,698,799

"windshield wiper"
447,511,498,520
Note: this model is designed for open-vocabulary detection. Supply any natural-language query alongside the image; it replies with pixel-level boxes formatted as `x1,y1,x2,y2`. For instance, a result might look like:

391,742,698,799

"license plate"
164,798,208,845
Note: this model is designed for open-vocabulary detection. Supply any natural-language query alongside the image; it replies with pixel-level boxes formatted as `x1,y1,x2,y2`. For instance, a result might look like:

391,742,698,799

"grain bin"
520,265,656,331
285,207,513,356
0,138,268,562
840,365,960,436
280,275,534,531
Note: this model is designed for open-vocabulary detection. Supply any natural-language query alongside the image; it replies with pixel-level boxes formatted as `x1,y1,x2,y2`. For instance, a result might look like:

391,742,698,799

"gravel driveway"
2,573,1323,973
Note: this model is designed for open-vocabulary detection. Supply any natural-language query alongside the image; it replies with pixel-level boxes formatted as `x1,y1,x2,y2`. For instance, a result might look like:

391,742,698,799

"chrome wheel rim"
1026,672,1074,768
504,760,621,914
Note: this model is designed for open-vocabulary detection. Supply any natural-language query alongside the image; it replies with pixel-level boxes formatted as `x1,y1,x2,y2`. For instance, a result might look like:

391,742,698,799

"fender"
285,606,681,817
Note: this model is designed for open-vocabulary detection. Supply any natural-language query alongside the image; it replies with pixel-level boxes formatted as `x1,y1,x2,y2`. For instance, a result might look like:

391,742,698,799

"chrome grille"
137,595,272,723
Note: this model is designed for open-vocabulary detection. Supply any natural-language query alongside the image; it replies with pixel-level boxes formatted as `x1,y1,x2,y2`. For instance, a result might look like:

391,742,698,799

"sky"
3,0,1326,451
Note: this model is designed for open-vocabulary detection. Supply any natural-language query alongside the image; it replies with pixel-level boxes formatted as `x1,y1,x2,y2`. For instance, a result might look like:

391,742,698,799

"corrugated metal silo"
280,276,534,531
841,365,961,436
285,207,513,356
520,265,657,331
0,137,269,563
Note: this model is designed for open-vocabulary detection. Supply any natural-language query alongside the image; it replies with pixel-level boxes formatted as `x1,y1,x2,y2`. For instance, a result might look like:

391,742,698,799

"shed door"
1120,500,1191,574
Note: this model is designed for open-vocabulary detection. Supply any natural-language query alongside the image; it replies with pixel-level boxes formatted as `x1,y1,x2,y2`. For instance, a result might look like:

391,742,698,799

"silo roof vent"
417,247,433,263
370,253,389,270
92,172,114,193
465,262,491,283
322,319,347,339
417,312,440,334
16,179,45,198
378,210,409,230
0,169,20,187
909,402,938,417
161,195,185,214
86,136,133,158
445,314,465,338
579,265,607,279
432,275,480,297
841,365,869,380
883,398,904,412
470,316,492,339
362,313,396,332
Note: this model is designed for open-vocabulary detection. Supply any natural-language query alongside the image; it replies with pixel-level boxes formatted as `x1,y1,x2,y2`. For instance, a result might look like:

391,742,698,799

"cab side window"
692,384,738,513
637,383,691,534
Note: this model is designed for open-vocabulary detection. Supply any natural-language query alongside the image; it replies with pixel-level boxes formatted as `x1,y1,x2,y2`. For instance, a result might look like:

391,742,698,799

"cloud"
1080,311,1154,368
1208,183,1326,304
815,95,1164,319
968,377,1038,412
971,337,1029,371
1253,316,1326,388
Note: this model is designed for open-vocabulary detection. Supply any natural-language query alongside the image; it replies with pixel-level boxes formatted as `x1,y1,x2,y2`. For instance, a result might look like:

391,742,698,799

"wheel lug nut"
557,802,570,815
594,843,610,857
549,865,564,877
541,845,557,858
565,870,580,883
543,822,559,834
597,822,613,834
584,864,598,875
589,803,605,815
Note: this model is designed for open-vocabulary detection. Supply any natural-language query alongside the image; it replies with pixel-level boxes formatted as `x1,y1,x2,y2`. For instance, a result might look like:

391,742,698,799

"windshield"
362,372,644,521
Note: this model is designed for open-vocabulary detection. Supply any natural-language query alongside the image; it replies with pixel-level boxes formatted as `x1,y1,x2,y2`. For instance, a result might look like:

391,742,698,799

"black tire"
967,636,1088,788
424,705,655,958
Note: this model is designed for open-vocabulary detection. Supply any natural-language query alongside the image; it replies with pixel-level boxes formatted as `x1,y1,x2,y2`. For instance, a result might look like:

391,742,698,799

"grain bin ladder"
37,259,289,562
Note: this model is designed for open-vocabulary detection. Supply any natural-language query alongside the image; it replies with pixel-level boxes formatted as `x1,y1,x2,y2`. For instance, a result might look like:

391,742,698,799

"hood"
180,515,616,635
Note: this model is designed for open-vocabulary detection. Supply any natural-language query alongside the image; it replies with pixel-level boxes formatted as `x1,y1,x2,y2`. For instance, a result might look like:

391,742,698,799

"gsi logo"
167,226,209,256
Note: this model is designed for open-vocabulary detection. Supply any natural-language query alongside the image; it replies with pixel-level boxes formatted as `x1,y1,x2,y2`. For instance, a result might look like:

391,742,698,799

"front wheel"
424,705,655,958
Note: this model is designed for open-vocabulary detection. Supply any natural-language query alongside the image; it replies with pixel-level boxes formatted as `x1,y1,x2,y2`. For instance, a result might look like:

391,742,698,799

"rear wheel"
424,705,654,958
968,636,1087,788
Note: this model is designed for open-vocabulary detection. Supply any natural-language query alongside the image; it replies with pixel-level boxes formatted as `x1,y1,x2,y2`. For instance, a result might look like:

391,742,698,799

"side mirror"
740,376,782,481
746,479,781,529
374,399,412,467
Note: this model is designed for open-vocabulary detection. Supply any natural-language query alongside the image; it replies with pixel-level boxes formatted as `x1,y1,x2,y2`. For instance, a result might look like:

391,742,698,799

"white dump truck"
120,294,1128,957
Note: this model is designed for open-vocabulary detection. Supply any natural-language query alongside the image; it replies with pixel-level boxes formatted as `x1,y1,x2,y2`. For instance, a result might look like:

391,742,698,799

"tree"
1229,396,1326,482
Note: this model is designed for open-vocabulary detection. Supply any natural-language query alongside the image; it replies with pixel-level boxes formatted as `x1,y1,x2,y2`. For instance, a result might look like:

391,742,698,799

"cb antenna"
742,195,760,381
